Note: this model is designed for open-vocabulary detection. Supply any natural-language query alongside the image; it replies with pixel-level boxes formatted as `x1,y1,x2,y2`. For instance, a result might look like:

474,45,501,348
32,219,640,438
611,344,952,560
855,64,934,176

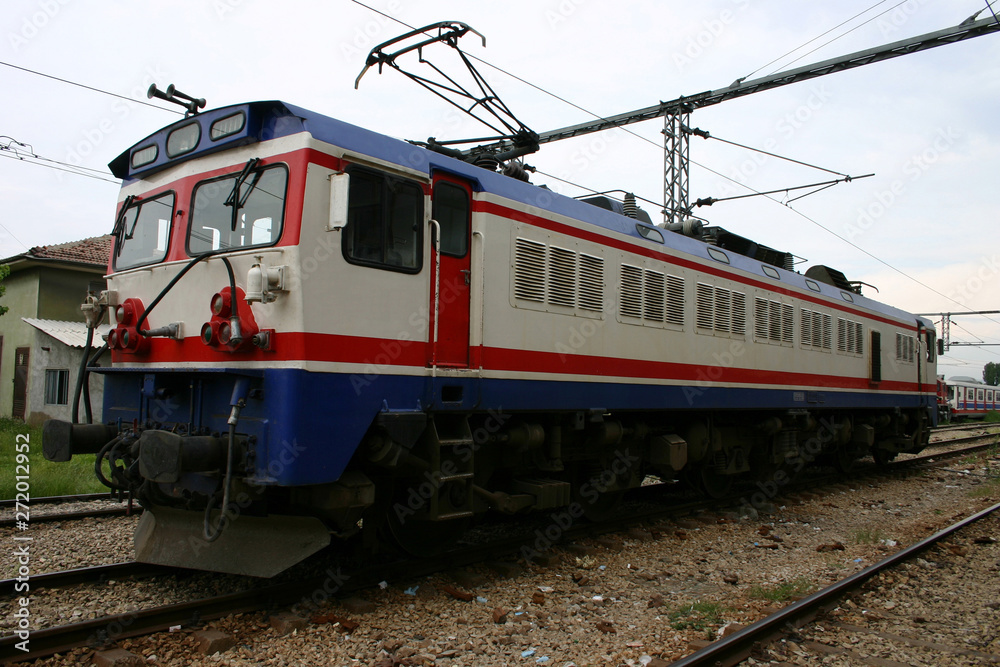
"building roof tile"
24,235,112,266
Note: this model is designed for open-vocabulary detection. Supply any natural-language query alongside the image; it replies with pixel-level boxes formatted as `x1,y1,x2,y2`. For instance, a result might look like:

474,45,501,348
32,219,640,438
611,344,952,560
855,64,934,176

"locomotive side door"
429,174,473,368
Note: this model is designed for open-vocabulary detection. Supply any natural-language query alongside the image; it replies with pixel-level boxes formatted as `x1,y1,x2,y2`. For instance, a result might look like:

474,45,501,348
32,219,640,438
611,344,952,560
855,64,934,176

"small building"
0,236,112,425
22,318,111,424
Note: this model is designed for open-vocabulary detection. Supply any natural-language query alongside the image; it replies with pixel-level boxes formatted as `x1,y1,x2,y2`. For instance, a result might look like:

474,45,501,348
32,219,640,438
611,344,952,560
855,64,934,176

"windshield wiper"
111,194,138,255
224,157,261,231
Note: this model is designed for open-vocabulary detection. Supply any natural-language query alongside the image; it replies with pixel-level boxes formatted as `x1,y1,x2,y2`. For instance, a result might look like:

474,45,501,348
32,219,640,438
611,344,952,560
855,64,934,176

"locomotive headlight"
120,300,137,325
121,329,130,348
218,321,232,346
210,292,230,317
200,322,216,346
108,330,119,349
115,305,125,324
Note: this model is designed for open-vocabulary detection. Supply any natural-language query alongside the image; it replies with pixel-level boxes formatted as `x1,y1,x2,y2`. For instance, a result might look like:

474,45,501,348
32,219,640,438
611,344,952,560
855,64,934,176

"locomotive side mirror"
327,172,350,231
937,338,944,356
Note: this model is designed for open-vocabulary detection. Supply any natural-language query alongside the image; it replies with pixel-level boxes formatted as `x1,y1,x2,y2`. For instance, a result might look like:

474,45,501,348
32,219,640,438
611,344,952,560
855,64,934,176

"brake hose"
133,251,237,337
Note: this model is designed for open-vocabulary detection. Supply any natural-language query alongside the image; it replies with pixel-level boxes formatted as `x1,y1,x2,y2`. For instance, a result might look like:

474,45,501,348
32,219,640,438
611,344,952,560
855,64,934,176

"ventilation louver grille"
697,283,745,336
512,236,604,318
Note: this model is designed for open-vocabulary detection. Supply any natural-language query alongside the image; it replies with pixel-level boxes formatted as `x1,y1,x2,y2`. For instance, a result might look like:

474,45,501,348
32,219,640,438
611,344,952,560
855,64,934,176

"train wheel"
385,511,471,557
833,446,857,474
381,482,472,557
872,448,896,467
578,489,626,522
689,466,733,499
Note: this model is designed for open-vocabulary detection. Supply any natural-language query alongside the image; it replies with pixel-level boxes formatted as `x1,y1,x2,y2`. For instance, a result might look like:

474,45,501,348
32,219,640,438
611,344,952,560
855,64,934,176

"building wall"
0,267,41,418
0,263,106,419
25,328,105,426
38,268,106,320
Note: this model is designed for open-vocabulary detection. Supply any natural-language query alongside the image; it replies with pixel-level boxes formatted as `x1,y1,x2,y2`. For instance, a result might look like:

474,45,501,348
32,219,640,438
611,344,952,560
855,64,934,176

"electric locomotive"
43,96,938,576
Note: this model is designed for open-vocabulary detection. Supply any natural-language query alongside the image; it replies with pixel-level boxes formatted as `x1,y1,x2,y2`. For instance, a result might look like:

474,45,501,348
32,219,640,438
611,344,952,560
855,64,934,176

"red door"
429,174,473,368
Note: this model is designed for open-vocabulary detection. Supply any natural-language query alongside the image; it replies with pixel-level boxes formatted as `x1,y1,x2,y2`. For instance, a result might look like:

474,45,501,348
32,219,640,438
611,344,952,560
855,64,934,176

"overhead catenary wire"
760,0,928,77
742,0,894,81
0,145,121,184
0,61,182,115
691,129,850,178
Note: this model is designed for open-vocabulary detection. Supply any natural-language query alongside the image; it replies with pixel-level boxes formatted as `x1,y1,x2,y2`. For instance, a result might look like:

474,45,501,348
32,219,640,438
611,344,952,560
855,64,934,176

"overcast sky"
2,0,998,380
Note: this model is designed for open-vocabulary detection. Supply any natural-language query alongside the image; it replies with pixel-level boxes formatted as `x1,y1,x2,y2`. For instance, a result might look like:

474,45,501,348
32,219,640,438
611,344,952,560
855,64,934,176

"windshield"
188,164,287,254
113,192,174,270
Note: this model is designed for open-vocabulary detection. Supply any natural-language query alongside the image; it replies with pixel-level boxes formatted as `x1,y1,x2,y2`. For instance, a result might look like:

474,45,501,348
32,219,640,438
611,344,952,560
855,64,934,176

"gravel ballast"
4,448,999,666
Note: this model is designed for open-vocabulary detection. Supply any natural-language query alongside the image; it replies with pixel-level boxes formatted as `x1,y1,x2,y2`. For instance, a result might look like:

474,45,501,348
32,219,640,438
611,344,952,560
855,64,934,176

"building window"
44,369,70,405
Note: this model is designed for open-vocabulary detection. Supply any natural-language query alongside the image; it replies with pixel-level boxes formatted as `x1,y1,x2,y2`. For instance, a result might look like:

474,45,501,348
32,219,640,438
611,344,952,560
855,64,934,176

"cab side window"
433,181,470,257
343,168,423,272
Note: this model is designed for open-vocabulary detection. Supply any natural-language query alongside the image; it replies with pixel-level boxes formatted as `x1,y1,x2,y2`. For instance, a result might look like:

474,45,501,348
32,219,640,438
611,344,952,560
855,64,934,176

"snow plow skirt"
135,507,331,578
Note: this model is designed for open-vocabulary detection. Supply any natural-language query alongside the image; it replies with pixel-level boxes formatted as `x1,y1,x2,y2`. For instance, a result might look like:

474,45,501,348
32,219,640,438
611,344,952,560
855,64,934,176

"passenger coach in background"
945,376,997,420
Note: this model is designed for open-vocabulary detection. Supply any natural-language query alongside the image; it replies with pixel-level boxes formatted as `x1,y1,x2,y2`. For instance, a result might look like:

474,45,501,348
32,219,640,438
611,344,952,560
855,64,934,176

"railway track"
2,435,997,663
0,506,138,530
669,499,1000,666
0,492,138,529
0,492,112,510
0,562,167,593
932,421,1000,434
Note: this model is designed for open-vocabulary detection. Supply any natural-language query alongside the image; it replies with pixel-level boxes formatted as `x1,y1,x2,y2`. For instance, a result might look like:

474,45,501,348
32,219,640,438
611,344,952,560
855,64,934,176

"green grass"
669,600,727,631
852,528,889,545
748,578,813,602
0,418,107,499
983,411,1000,423
968,477,1000,499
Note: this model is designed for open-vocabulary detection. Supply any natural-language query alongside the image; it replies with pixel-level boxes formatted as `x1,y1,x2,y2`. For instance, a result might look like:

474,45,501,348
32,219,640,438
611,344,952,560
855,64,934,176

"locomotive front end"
41,101,379,577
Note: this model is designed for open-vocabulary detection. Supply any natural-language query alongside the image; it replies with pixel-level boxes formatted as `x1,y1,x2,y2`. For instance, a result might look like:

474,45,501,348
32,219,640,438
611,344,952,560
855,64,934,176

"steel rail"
0,492,112,509
0,506,137,529
0,561,166,593
669,499,1000,666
